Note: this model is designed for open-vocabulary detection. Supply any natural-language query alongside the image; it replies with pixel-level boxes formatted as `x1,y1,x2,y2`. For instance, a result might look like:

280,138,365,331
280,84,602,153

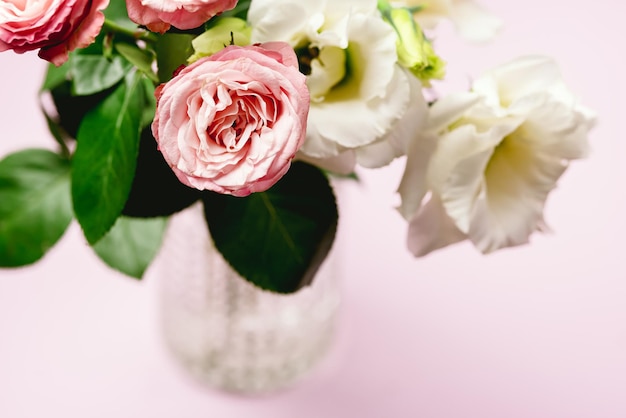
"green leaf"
0,149,73,267
40,105,71,159
72,71,145,245
93,216,167,278
70,54,131,96
49,81,116,139
115,42,159,83
202,162,338,294
122,128,201,218
41,61,70,92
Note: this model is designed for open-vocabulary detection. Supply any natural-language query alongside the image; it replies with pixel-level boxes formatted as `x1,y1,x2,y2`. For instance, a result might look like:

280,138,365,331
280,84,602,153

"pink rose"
126,0,238,33
0,0,109,66
152,42,310,197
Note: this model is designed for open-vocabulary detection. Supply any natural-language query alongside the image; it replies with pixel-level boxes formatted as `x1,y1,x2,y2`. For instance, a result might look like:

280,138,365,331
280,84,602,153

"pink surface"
1,1,625,417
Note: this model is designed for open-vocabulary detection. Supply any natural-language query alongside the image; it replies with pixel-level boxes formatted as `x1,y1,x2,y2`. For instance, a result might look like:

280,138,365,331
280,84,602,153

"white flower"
248,0,427,172
393,0,502,42
398,56,596,256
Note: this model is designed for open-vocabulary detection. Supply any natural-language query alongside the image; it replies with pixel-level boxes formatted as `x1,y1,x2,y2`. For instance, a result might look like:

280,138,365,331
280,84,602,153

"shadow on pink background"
1,0,625,417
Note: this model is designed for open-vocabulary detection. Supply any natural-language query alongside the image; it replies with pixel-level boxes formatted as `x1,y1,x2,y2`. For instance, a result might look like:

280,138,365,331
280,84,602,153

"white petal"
248,0,321,45
519,97,595,160
397,91,488,222
402,55,596,256
295,150,356,175
324,0,378,18
409,0,452,30
438,144,493,234
427,91,481,132
467,127,570,253
311,0,379,50
429,116,523,232
302,65,410,157
357,73,428,168
355,139,400,169
407,194,467,257
427,116,521,194
308,46,347,100
473,56,562,108
396,131,438,220
449,0,502,42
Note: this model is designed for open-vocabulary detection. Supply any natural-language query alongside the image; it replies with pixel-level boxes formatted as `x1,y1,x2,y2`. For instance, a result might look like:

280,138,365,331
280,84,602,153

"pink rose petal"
152,43,310,196
0,0,109,66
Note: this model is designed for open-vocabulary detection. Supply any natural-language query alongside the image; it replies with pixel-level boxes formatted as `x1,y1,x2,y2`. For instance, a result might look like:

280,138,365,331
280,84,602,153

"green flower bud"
188,17,252,63
379,2,446,86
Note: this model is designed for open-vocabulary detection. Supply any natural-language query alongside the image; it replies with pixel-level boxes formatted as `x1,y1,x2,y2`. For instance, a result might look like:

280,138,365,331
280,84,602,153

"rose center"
208,90,273,153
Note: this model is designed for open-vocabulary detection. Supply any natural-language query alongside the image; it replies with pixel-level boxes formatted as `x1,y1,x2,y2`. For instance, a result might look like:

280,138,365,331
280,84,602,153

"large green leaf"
72,71,145,245
41,61,70,92
122,128,201,218
69,54,131,96
49,80,117,139
40,106,71,159
0,149,73,267
93,216,167,278
202,162,338,294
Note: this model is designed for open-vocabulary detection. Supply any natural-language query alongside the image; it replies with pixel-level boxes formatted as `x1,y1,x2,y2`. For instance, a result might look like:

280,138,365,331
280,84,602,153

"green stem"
102,19,158,43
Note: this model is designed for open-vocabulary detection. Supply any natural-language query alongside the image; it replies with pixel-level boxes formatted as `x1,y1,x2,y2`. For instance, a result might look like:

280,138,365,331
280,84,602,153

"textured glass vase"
155,203,341,393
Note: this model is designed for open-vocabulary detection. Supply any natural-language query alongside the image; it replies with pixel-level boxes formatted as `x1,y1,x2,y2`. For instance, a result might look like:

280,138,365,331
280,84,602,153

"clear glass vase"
154,203,341,393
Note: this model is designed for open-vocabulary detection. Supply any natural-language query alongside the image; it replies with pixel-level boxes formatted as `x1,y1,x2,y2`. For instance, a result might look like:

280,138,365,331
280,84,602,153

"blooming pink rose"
0,0,109,66
152,42,310,197
126,0,238,33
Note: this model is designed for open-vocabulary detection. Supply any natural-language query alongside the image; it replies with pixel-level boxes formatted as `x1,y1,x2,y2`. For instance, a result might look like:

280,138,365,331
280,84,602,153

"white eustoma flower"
398,56,596,256
393,0,502,42
248,0,427,172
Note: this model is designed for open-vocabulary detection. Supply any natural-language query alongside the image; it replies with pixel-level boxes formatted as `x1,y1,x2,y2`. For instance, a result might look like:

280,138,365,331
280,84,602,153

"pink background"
1,0,625,416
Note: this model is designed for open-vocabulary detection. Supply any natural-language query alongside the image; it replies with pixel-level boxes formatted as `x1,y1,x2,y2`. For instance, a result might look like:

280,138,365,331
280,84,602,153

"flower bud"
188,17,252,63
381,3,446,85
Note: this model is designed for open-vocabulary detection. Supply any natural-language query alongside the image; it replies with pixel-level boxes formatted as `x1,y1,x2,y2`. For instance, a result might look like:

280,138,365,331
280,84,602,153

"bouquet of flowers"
0,0,595,293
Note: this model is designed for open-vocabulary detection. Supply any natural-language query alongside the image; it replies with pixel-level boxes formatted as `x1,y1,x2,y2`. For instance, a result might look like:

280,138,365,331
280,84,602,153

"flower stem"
102,19,158,43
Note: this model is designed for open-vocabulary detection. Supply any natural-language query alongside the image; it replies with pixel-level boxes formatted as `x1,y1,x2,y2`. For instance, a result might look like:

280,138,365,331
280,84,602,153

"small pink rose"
0,0,109,66
126,0,238,33
152,42,310,197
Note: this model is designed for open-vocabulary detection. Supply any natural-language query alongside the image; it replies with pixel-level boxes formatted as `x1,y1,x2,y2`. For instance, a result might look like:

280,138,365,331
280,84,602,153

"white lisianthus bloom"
398,56,596,256
393,0,502,42
248,0,427,172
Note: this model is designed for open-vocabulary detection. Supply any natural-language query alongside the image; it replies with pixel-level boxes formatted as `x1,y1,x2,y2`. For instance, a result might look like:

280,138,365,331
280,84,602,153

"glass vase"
154,203,341,393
